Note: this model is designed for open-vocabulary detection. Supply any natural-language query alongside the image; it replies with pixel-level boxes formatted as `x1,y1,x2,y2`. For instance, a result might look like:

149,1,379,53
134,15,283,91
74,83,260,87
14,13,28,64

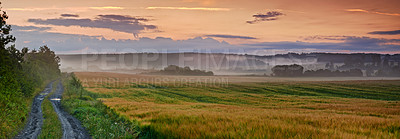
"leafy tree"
0,1,61,104
0,2,20,105
0,2,62,137
303,69,363,77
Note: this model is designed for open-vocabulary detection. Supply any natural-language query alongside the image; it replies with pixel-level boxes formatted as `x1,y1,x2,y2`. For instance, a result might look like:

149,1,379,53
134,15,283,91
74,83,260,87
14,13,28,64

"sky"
2,0,400,55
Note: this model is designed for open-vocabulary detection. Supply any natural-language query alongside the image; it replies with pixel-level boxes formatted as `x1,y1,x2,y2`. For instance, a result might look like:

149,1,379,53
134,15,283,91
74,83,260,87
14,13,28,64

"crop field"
75,72,400,138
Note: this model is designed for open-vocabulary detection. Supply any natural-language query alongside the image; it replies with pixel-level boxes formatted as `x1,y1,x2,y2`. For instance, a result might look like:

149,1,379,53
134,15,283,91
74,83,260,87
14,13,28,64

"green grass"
0,81,51,138
62,98,140,138
0,97,30,138
38,81,62,139
61,75,140,138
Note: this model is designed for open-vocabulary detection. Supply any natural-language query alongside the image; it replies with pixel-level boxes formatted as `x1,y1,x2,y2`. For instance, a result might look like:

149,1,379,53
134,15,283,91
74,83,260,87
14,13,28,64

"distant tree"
382,59,389,68
164,65,179,71
151,65,213,76
365,67,374,77
375,67,400,77
303,68,363,77
348,69,363,77
271,64,304,77
325,62,335,70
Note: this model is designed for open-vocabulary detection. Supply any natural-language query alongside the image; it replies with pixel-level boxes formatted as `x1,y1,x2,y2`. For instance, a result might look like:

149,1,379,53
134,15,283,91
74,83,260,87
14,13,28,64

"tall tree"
0,2,21,105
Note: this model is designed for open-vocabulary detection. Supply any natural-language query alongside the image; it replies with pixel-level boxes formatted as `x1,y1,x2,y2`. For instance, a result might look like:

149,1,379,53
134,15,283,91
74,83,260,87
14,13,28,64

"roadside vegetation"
0,4,61,138
61,73,140,138
38,81,62,138
75,72,400,138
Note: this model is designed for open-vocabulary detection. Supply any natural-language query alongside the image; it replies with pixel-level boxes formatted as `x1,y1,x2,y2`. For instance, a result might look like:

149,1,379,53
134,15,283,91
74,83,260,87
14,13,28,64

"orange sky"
2,0,400,54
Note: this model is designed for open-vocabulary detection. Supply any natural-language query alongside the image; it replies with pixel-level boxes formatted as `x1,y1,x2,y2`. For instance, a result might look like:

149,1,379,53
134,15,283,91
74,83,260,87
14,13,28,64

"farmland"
75,72,400,138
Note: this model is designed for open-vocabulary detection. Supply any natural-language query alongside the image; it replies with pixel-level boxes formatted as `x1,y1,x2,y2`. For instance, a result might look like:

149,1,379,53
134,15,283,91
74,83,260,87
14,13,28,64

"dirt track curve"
15,81,91,139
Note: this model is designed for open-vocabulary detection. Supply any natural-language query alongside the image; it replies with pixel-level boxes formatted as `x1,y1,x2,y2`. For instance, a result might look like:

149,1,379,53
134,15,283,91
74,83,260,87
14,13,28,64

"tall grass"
0,81,51,138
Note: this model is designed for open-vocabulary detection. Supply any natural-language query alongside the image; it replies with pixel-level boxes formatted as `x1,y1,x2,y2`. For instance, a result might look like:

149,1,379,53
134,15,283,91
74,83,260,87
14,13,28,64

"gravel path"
49,81,91,139
14,82,53,139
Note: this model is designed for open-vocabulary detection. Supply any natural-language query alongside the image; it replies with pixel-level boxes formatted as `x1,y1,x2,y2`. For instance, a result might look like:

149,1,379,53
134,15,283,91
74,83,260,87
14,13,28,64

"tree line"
271,64,363,77
149,65,214,76
0,5,60,117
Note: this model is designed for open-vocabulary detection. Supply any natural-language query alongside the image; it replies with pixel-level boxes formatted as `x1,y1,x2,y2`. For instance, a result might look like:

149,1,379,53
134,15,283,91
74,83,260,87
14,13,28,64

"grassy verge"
38,81,62,138
0,80,51,138
61,73,140,138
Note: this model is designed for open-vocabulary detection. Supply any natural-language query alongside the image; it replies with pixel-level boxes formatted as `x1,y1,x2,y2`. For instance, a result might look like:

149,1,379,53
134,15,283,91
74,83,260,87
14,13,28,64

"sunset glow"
3,0,400,54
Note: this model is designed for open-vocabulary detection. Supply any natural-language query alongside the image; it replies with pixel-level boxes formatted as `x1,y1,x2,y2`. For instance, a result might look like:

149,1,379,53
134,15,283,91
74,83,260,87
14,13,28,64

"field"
75,72,400,138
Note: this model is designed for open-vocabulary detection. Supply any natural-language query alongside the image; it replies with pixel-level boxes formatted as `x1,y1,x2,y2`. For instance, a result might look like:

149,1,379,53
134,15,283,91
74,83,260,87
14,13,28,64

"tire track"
14,82,53,139
49,81,91,139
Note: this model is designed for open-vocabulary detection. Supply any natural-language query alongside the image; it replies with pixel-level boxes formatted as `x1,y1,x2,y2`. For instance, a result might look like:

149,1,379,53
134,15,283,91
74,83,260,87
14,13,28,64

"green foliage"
0,5,25,138
0,3,61,138
63,99,140,138
0,4,19,105
69,74,83,98
22,45,61,95
70,74,82,88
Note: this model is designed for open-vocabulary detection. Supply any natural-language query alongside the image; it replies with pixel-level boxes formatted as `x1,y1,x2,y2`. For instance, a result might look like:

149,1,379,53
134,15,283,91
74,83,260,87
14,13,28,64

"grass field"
75,72,400,138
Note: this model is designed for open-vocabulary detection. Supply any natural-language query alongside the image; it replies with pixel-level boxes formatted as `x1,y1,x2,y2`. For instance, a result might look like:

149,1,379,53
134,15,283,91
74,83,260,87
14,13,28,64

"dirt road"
15,81,90,139
14,82,53,139
49,81,91,139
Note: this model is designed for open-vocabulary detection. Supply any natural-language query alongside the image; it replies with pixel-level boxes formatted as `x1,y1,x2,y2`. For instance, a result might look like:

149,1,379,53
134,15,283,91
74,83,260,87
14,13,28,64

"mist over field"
59,53,400,76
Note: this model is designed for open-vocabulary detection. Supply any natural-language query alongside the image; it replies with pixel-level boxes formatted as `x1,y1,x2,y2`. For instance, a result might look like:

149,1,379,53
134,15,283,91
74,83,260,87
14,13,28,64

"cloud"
10,26,400,54
205,34,257,39
302,35,349,41
368,30,400,35
61,14,79,17
247,11,284,24
244,36,400,52
6,7,62,11
6,7,124,12
11,25,233,53
98,14,149,22
346,9,400,16
89,6,124,10
28,14,157,37
12,25,51,32
146,7,230,11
